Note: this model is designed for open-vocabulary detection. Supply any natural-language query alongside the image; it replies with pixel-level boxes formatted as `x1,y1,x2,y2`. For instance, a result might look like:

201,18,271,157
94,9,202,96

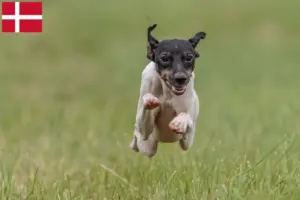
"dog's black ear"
147,24,159,61
188,32,206,48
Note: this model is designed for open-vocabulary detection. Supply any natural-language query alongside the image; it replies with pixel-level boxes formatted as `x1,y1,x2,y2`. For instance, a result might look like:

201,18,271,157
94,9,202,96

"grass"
0,0,300,199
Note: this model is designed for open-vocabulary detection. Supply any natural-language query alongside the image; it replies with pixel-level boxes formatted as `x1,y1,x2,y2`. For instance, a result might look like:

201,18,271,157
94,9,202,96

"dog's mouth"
163,80,187,96
172,85,187,95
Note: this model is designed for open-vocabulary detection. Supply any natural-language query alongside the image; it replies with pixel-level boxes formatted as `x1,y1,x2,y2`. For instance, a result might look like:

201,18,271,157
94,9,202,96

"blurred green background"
0,0,300,199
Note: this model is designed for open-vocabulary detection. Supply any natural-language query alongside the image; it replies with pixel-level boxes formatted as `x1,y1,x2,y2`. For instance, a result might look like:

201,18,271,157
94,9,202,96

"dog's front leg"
168,113,196,150
130,93,160,157
178,119,196,151
169,91,199,151
130,64,161,156
137,93,160,140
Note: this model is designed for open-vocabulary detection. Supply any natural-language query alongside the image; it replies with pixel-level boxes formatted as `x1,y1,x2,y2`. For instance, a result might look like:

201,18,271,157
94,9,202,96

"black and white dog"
130,24,206,157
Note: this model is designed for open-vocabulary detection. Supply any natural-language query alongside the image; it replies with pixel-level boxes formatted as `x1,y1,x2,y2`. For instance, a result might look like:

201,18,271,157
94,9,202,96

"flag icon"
2,1,42,33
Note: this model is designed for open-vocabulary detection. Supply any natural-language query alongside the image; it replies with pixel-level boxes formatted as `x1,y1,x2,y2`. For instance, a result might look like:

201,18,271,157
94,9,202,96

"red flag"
2,2,42,33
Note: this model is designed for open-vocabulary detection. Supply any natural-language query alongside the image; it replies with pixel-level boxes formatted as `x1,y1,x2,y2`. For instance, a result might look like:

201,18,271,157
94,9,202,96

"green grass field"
1,0,300,199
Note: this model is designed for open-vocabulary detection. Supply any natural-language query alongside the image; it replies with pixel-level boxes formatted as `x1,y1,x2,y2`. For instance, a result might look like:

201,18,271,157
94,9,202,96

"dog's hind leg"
136,132,158,157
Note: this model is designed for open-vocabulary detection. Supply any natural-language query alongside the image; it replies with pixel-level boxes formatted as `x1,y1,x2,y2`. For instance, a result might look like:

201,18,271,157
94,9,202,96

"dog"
130,24,206,157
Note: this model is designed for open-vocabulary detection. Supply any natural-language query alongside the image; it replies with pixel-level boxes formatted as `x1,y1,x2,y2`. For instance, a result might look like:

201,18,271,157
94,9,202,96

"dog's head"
147,24,206,95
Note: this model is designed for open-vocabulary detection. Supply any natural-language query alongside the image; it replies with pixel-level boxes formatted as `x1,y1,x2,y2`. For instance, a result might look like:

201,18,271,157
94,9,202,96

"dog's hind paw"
129,136,139,152
143,93,160,110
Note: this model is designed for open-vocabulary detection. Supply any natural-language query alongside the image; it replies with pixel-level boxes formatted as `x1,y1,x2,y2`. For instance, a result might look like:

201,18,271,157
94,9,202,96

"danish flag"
1,1,42,33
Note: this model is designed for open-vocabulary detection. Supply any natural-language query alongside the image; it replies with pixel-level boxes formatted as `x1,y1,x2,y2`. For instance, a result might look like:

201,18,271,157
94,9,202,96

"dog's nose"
174,73,187,85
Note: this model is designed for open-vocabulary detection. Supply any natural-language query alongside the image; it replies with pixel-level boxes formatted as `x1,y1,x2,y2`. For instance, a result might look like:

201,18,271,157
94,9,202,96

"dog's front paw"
143,93,160,110
169,114,188,135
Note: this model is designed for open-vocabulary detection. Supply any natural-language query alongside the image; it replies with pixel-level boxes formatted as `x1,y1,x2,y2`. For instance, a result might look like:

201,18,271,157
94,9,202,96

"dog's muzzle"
162,77,188,96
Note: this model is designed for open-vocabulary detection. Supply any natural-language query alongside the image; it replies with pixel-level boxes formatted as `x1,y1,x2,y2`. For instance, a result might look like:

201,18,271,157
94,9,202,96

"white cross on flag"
2,1,42,33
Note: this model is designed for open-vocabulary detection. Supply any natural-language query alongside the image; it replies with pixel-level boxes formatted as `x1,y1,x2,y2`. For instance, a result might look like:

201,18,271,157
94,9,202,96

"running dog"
130,24,206,157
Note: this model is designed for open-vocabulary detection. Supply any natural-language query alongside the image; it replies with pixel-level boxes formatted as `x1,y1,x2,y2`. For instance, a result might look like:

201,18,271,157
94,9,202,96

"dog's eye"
160,54,170,63
185,54,194,62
